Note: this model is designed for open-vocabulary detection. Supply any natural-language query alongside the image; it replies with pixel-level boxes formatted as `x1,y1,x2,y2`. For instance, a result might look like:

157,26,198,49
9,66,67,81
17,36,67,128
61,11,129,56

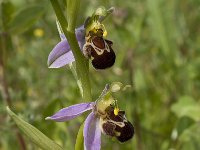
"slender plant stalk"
50,0,92,102
49,0,68,28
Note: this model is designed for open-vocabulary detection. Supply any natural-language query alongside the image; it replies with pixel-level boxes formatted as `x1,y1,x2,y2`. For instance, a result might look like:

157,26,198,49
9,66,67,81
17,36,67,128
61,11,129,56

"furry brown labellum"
99,106,134,142
83,29,116,69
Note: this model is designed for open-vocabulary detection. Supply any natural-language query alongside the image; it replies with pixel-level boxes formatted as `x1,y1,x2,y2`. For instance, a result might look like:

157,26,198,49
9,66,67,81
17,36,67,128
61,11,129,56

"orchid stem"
50,0,92,102
50,0,68,27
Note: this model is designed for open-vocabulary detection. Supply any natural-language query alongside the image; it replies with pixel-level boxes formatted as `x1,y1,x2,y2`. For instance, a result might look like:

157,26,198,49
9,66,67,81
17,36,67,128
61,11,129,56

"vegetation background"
0,0,200,149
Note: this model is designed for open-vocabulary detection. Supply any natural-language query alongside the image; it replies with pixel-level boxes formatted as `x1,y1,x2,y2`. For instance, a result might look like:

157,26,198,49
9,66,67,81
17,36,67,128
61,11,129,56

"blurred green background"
0,0,200,149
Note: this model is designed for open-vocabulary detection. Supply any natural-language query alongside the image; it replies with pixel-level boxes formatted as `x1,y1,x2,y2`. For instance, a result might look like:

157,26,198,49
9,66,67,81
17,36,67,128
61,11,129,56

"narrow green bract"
6,107,63,150
75,123,84,150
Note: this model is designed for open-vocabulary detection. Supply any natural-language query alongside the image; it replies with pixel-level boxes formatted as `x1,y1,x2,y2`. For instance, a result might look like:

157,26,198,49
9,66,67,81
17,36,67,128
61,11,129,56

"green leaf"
8,4,45,34
6,107,63,150
171,96,200,121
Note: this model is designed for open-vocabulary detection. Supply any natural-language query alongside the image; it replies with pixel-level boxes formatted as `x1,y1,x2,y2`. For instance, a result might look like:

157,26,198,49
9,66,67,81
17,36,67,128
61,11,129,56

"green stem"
50,0,92,102
50,0,68,28
65,31,91,101
75,122,84,150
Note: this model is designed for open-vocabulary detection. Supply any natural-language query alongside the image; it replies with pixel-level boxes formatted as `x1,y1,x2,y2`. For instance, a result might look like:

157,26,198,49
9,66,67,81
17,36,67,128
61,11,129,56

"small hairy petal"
46,102,94,122
75,25,85,41
48,25,85,68
84,113,101,150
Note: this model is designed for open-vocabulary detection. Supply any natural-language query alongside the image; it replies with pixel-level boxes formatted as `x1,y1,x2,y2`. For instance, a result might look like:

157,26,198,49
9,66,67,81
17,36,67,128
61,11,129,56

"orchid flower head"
46,83,134,150
47,7,116,70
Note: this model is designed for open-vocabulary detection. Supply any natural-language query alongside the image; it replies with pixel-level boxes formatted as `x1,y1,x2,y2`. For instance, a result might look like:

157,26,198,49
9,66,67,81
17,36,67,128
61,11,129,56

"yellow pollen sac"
114,107,119,116
103,30,107,37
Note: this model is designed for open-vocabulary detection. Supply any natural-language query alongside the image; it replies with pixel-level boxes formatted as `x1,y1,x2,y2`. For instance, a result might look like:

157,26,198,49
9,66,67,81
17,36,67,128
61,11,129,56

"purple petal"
46,102,94,122
48,39,75,68
48,25,85,68
84,112,101,150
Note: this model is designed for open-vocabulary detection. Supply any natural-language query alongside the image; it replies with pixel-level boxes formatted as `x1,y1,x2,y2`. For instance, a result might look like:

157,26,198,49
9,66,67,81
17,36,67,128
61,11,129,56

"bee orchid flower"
48,10,116,69
46,84,134,150
46,102,101,150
